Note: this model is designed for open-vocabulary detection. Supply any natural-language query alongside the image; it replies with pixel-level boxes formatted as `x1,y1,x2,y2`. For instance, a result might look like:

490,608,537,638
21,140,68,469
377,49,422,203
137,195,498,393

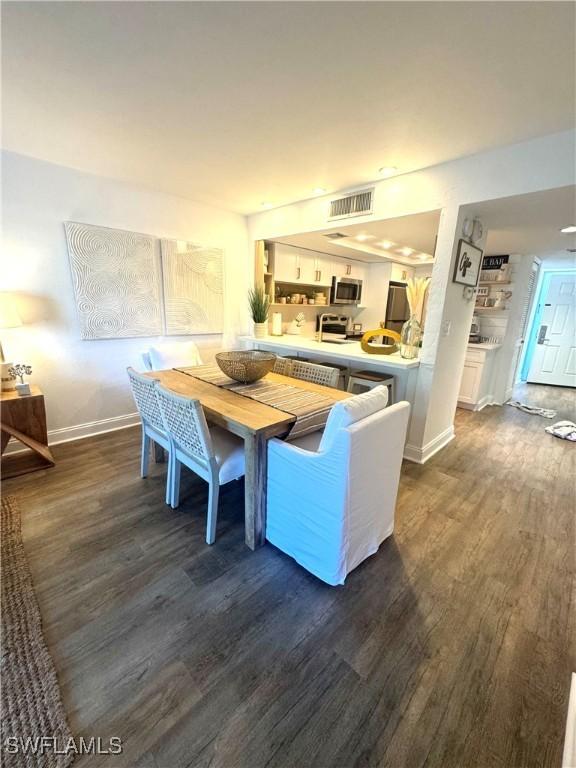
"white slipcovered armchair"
266,386,410,586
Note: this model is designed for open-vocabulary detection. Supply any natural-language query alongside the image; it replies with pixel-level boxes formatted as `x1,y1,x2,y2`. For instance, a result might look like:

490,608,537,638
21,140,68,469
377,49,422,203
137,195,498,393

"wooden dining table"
146,368,351,549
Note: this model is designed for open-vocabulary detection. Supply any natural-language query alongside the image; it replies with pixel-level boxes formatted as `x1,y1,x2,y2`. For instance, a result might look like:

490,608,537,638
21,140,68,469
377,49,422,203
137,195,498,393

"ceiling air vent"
328,188,374,221
324,232,348,240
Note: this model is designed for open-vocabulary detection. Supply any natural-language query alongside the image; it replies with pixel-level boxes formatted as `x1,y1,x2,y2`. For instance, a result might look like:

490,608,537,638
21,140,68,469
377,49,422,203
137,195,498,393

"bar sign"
482,255,509,270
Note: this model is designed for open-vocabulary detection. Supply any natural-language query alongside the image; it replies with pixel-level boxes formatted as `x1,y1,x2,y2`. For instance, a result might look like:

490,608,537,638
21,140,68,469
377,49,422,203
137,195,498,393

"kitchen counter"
240,334,420,409
240,335,420,369
467,342,501,351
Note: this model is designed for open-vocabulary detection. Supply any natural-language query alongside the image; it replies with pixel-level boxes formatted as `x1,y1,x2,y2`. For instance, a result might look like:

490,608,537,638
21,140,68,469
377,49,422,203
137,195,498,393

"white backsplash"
268,305,357,337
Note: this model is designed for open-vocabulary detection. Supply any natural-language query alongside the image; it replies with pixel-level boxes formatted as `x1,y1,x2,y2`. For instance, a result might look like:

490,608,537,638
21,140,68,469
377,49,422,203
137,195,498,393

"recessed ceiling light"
418,253,429,261
560,225,576,233
399,247,414,256
313,187,326,195
261,202,273,209
355,234,375,242
378,240,394,249
379,166,398,178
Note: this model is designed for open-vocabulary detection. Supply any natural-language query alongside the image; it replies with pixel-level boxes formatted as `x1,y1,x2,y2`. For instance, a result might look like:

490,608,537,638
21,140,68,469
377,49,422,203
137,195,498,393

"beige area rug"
1,495,74,768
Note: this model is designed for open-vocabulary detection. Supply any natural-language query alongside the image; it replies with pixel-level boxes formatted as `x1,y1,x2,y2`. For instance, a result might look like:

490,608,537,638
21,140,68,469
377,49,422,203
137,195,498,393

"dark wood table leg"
244,431,267,550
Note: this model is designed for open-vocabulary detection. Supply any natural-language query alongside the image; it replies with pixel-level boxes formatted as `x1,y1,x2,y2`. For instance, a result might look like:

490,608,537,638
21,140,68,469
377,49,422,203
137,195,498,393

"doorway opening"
520,269,576,387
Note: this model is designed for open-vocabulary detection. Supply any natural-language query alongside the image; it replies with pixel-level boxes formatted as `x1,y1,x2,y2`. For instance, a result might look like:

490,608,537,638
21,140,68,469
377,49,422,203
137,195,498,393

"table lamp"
0,295,22,391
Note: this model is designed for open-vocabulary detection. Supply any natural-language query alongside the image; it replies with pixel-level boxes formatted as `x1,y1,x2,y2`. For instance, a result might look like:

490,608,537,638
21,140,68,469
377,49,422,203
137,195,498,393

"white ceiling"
273,186,576,265
2,2,574,214
273,211,441,265
471,186,576,257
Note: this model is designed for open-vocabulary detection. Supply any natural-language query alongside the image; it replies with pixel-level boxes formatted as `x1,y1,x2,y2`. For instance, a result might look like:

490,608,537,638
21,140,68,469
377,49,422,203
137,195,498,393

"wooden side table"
1,386,55,478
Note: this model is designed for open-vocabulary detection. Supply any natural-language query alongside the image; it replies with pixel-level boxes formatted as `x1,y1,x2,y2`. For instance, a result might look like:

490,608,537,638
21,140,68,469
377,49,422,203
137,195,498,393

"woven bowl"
215,350,277,384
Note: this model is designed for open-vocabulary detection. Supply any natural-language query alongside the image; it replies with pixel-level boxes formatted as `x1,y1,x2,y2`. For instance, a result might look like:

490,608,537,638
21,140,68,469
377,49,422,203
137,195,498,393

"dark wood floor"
4,384,575,768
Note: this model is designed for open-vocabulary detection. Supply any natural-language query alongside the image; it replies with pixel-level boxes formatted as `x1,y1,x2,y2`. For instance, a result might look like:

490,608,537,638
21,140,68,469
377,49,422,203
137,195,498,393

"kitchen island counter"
240,334,420,405
240,335,420,369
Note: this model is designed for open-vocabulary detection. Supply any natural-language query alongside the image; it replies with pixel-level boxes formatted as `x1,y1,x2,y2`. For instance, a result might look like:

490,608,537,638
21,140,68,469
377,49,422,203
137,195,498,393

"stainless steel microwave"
330,276,363,305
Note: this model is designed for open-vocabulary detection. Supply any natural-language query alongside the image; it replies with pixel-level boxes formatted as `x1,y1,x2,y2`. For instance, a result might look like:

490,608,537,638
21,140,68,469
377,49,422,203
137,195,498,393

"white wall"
248,132,575,243
1,151,251,441
249,130,575,461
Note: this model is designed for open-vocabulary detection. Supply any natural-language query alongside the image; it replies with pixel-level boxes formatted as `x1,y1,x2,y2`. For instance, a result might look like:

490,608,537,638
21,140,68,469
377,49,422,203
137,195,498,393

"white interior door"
527,273,576,387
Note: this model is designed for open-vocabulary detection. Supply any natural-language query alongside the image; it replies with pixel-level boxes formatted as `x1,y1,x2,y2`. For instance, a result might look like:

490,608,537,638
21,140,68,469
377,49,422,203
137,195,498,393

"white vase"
253,321,268,338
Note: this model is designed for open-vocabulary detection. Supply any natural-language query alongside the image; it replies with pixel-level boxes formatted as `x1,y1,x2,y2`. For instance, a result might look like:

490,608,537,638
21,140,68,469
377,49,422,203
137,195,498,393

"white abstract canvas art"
160,239,224,334
65,222,163,339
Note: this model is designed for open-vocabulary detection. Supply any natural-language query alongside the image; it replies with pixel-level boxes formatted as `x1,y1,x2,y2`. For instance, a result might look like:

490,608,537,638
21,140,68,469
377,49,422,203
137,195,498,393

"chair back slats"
292,360,339,388
127,367,165,432
273,357,295,376
156,385,213,466
273,357,339,388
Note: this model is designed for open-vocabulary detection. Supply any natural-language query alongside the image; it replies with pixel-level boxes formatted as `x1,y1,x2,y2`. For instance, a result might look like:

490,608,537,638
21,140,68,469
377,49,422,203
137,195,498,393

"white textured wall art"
160,239,224,334
65,222,163,339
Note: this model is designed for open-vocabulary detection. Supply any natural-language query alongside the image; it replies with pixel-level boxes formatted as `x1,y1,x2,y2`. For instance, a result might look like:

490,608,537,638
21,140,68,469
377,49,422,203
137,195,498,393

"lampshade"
0,295,22,329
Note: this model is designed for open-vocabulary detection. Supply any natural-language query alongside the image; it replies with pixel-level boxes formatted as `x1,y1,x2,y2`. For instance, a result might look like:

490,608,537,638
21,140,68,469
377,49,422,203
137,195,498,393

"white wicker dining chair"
273,356,339,387
126,367,172,505
281,358,339,388
141,340,203,372
155,385,245,544
272,356,295,377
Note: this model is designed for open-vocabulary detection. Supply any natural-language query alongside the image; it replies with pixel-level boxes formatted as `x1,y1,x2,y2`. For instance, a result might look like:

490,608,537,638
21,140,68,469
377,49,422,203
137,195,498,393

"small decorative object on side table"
1,386,55,478
9,363,33,396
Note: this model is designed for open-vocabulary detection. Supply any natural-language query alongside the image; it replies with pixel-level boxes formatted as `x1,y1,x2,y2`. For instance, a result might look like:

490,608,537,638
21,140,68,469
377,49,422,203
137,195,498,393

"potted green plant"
248,286,270,338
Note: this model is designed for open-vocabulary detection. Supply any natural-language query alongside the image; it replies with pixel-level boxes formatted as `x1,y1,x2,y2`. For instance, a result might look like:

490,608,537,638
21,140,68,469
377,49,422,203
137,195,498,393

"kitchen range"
317,314,359,344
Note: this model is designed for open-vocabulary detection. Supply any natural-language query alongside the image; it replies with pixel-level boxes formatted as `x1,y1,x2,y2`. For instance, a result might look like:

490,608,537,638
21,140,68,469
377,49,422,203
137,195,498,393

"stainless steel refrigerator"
385,282,410,334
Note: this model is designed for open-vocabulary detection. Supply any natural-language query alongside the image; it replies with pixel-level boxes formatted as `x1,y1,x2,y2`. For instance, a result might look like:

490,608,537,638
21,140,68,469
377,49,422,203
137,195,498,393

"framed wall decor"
452,239,483,287
65,222,163,339
160,239,224,335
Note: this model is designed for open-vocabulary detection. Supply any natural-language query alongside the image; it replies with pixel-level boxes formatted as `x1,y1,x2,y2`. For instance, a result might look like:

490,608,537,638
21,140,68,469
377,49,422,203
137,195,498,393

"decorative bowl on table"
215,350,277,384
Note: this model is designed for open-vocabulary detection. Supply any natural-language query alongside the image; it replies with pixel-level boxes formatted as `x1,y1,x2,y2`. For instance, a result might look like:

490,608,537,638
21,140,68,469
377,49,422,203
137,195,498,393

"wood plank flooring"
3,384,575,767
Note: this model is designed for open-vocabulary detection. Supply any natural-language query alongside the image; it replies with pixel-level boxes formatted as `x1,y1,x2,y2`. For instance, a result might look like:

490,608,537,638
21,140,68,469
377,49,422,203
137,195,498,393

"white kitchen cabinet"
296,254,316,284
390,264,414,283
331,258,366,280
273,248,301,283
457,345,500,411
458,360,483,405
274,246,332,286
311,254,333,287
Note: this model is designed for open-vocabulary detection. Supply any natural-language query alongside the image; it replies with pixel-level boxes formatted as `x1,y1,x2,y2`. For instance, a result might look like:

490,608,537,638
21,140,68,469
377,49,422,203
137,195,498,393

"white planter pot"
253,322,268,339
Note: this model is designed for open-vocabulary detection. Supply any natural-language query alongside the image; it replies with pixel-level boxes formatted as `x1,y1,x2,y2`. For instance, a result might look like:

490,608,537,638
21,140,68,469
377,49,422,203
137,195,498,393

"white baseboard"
3,412,140,455
404,425,455,464
457,394,499,412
